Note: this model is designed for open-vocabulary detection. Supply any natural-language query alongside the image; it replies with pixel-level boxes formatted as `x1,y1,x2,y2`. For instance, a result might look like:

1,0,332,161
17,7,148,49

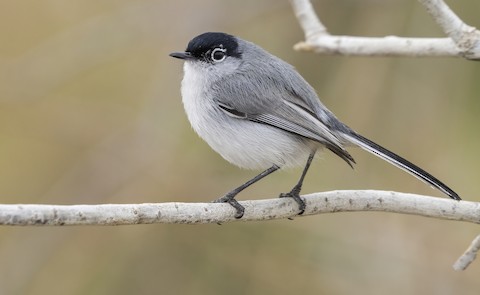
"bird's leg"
213,165,280,218
280,151,316,215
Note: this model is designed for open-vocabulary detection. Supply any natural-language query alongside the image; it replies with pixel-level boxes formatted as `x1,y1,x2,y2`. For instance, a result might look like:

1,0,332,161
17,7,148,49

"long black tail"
342,130,461,200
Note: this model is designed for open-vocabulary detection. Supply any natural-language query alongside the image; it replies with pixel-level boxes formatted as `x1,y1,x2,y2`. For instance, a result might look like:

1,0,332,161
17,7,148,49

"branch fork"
290,0,480,59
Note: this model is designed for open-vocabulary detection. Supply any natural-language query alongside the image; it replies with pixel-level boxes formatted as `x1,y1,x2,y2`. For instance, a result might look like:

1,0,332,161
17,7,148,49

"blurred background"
0,0,479,294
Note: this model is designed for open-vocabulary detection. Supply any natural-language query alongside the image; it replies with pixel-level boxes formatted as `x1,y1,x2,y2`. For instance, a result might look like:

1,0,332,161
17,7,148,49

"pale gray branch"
0,190,478,226
453,234,480,271
293,36,459,57
418,0,480,58
418,0,477,40
290,0,328,40
2,190,478,269
289,0,480,59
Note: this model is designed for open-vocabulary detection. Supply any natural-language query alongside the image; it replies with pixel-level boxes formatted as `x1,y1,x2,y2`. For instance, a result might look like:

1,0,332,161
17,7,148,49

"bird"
169,32,461,218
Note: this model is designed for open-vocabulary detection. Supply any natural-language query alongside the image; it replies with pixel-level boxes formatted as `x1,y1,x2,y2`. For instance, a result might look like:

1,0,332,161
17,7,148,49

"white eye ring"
211,47,227,62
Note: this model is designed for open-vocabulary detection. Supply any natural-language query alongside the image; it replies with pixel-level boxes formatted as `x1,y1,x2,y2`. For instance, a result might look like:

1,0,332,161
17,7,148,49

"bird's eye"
211,48,226,62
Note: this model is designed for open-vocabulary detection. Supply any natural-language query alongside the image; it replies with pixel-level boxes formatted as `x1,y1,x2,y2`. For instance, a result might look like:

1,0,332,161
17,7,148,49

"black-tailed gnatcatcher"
170,32,461,218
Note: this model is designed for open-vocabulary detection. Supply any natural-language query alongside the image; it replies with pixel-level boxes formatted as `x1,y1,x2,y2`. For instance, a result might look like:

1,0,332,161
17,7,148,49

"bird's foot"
279,187,306,215
212,194,245,219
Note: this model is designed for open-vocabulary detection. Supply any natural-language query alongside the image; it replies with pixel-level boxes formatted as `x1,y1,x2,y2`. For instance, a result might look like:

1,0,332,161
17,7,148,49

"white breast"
180,62,314,170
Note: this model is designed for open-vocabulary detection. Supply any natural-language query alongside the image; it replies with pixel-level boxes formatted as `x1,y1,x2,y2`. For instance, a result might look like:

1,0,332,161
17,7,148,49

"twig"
289,0,480,59
293,36,459,57
453,234,480,271
289,0,328,40
0,190,477,226
418,0,480,58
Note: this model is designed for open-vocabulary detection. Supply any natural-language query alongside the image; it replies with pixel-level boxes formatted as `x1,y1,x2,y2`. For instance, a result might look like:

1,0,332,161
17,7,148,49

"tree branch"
418,0,480,58
2,190,478,269
289,0,480,59
453,234,480,271
0,190,477,226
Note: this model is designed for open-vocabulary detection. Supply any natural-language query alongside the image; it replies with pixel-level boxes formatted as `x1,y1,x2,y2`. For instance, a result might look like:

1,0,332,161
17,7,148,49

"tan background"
0,0,479,294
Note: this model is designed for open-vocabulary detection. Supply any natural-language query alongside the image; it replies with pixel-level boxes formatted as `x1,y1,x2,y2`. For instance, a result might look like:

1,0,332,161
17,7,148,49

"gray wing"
212,63,355,167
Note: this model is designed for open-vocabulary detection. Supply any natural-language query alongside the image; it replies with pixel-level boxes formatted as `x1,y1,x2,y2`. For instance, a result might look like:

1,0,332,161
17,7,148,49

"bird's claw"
279,192,306,215
212,195,245,219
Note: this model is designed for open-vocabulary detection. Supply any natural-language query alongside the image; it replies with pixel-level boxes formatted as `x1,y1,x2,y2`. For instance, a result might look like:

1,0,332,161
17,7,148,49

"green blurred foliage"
0,0,479,294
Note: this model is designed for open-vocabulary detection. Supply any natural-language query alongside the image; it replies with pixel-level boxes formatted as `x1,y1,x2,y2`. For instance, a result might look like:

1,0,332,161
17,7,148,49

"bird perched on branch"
170,32,461,218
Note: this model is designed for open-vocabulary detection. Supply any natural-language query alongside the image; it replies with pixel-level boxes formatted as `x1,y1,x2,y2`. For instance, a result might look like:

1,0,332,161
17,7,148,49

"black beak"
169,51,194,60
